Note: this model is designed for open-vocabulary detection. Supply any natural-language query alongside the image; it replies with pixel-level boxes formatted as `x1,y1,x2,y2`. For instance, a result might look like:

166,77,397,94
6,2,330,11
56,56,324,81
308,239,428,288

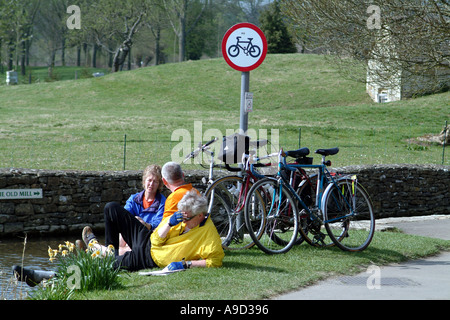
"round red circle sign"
222,23,267,72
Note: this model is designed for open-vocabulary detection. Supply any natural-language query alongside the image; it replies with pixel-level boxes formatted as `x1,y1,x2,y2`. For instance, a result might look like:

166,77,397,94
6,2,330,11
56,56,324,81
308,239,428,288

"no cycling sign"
222,23,267,72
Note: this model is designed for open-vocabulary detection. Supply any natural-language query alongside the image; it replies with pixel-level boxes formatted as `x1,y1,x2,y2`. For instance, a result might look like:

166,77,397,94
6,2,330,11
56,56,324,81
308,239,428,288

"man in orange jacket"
161,161,199,218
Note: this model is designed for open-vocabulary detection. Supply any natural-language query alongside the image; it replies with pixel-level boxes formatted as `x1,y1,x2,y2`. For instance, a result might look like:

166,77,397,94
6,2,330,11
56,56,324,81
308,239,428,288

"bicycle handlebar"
182,137,219,163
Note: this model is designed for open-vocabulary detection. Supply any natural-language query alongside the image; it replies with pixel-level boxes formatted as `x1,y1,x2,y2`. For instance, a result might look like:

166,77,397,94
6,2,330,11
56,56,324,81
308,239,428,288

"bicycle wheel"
244,178,299,254
296,175,335,248
204,176,255,250
322,178,375,252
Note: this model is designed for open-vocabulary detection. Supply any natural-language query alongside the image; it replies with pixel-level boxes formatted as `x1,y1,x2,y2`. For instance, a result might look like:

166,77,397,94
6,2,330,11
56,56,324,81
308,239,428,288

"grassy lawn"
70,230,450,300
0,54,448,171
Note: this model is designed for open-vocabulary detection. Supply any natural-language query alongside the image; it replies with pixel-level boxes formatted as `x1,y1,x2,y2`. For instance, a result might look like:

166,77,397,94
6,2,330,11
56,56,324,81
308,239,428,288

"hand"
167,261,185,271
135,216,151,230
168,211,184,227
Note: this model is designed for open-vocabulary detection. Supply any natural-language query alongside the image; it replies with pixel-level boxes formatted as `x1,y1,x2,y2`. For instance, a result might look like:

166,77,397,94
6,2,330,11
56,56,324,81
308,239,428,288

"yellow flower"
48,246,53,256
49,257,56,262
58,244,64,251
61,250,69,257
91,250,100,258
106,244,115,255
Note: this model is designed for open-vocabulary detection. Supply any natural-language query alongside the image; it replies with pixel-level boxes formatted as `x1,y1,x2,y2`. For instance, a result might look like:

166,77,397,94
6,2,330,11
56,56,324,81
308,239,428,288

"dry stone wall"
335,164,449,217
0,165,448,238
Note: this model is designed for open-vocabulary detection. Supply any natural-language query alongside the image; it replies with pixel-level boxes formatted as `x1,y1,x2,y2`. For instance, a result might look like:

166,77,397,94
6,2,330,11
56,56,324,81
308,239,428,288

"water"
0,236,76,300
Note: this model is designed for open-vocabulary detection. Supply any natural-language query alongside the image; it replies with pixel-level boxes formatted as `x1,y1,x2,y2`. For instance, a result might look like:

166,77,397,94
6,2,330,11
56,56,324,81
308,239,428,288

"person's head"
142,165,163,195
177,190,208,228
161,162,184,187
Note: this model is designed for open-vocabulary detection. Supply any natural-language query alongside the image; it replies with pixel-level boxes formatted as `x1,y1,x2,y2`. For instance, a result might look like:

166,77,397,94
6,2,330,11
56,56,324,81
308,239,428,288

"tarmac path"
273,215,450,300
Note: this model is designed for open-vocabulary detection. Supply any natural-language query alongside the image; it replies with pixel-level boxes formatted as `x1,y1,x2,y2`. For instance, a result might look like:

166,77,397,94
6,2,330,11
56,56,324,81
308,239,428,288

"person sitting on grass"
119,164,166,255
160,161,199,218
83,189,224,271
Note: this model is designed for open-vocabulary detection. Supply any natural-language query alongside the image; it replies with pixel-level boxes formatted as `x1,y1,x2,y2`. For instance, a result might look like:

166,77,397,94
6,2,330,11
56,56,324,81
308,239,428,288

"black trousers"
103,202,156,271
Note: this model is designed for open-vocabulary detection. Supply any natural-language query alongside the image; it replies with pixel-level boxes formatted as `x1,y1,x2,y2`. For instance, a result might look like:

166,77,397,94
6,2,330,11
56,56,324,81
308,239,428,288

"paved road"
274,215,450,300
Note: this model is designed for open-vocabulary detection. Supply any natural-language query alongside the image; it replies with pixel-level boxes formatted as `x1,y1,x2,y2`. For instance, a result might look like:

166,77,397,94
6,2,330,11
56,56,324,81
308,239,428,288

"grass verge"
63,230,450,300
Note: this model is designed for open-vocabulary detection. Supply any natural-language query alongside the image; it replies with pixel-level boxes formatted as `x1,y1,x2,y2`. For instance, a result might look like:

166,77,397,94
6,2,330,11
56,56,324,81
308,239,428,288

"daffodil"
61,250,69,257
91,250,100,258
106,244,115,255
88,242,95,249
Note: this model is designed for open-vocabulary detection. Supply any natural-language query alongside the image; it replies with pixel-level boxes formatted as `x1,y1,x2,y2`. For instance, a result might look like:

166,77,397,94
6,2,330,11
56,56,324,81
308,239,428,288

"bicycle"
203,138,276,250
228,36,261,58
244,147,375,254
204,134,313,251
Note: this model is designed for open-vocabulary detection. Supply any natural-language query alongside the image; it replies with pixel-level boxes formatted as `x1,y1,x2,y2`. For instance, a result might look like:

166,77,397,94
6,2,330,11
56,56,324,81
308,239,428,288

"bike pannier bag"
218,133,250,164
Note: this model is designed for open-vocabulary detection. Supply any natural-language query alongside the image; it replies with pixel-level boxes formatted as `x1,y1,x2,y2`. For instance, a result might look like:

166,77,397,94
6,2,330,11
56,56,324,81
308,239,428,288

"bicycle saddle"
315,147,339,156
285,147,310,158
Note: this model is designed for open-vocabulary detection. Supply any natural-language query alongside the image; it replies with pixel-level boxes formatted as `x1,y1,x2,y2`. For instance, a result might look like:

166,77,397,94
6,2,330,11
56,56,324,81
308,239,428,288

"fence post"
298,127,301,148
123,134,127,170
443,121,447,165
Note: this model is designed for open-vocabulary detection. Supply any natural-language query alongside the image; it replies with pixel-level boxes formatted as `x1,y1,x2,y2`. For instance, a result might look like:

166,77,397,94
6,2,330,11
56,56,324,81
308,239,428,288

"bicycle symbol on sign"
228,36,261,58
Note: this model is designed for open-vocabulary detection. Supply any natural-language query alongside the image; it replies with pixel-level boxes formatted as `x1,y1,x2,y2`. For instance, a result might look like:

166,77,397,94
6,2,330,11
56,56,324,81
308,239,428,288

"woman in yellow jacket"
82,190,224,271
151,190,224,269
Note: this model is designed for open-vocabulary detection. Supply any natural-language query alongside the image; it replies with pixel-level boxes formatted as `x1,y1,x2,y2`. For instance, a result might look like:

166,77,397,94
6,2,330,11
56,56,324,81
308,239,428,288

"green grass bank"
1,54,448,171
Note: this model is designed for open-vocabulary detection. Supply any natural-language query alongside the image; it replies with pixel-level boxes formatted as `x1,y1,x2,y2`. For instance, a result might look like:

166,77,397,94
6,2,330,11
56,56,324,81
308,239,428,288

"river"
0,235,83,300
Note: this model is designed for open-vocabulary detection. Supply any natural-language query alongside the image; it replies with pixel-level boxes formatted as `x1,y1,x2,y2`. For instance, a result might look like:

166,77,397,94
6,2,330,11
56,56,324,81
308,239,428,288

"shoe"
12,265,55,287
82,226,98,247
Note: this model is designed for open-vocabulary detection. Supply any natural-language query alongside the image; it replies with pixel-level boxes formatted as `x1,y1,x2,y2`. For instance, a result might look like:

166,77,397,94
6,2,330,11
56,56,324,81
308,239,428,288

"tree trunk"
92,43,98,68
155,27,161,65
21,41,26,76
112,41,131,72
76,46,81,67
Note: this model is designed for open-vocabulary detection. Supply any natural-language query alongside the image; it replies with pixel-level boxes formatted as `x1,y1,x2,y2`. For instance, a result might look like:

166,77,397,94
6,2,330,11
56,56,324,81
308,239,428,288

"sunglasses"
181,211,196,222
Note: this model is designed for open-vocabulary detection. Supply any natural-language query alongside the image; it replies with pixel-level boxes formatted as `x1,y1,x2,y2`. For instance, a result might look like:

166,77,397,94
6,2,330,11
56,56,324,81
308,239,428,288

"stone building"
366,25,449,103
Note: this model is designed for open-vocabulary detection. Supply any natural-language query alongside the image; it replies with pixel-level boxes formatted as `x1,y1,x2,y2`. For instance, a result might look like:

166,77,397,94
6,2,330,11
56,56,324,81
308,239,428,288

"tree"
281,0,450,96
0,0,40,74
144,0,170,65
162,0,209,62
259,0,296,54
35,0,69,72
83,0,148,72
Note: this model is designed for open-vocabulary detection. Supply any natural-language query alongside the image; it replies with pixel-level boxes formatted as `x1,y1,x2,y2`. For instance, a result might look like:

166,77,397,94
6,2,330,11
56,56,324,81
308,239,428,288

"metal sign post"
240,72,250,134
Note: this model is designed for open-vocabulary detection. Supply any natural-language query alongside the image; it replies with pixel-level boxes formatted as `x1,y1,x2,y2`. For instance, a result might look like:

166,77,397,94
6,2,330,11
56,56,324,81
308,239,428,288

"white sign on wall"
0,189,43,200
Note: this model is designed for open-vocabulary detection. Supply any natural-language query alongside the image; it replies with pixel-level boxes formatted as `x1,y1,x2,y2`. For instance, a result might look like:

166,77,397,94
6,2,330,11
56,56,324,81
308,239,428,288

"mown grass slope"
0,54,448,170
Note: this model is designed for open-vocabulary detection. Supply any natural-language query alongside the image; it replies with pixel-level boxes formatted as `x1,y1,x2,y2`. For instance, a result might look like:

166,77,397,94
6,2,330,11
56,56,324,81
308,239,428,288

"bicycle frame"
274,150,357,225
